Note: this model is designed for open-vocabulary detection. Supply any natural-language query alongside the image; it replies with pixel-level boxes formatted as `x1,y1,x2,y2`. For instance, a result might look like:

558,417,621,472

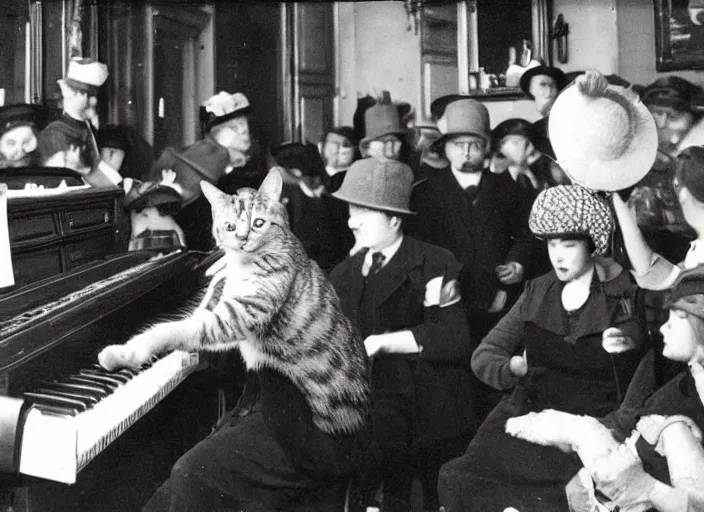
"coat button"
430,311,439,322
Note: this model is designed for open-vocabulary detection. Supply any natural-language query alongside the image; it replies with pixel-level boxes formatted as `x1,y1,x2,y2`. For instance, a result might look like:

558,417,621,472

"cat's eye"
253,218,265,228
224,222,236,232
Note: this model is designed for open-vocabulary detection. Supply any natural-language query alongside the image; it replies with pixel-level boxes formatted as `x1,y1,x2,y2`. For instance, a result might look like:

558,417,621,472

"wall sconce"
404,0,424,34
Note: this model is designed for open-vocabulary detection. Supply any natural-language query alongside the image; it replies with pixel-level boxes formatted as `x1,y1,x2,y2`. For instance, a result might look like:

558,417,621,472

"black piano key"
62,376,115,393
80,369,130,385
33,403,79,417
24,392,87,413
76,371,125,387
46,381,109,399
37,388,98,408
118,368,140,378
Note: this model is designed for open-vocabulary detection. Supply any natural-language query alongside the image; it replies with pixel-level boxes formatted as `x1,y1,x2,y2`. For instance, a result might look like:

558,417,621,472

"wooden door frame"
144,3,212,146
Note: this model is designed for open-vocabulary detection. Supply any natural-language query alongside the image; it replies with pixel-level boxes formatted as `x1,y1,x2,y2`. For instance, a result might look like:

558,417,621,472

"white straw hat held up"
549,70,657,191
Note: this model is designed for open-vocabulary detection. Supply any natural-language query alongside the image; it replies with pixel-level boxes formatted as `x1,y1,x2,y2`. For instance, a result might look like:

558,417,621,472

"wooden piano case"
3,169,129,292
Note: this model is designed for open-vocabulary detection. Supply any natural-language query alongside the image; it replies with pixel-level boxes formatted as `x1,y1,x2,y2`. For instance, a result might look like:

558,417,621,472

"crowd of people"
3,55,704,512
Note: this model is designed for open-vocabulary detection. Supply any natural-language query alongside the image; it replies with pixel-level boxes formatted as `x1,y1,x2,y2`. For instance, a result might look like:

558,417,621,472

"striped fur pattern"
99,169,370,436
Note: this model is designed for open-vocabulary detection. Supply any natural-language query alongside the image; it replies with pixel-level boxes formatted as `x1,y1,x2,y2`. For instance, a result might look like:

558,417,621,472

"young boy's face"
498,134,537,166
660,309,700,362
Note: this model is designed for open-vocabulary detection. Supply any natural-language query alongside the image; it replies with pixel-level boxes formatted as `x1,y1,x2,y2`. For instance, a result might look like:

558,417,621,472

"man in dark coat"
408,98,535,421
329,158,475,512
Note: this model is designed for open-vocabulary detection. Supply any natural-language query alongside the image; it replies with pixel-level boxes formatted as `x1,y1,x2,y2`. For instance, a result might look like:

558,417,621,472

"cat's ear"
257,168,284,202
200,181,227,205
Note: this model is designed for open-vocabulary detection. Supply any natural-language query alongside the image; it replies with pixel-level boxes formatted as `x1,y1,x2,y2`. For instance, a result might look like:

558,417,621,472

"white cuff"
98,161,123,185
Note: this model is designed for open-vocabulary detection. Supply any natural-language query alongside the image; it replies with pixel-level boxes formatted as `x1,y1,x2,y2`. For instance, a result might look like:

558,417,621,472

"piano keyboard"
18,350,201,484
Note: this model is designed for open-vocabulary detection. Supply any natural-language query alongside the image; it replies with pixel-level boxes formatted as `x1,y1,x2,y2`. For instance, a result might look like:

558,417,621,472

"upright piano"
0,174,240,511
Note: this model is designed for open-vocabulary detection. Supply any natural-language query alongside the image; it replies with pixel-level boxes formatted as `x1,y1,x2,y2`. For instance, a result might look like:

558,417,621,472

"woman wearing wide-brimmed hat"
438,184,651,512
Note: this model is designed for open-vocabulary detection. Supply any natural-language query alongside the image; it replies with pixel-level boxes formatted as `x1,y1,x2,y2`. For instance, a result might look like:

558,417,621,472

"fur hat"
519,66,567,98
548,71,657,191
332,158,415,215
529,184,614,255
60,58,108,95
199,91,253,135
430,99,490,153
360,93,407,145
271,142,325,178
0,104,44,138
665,265,704,319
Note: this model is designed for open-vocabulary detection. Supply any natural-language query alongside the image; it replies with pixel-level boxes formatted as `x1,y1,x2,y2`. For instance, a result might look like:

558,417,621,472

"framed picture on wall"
655,0,704,70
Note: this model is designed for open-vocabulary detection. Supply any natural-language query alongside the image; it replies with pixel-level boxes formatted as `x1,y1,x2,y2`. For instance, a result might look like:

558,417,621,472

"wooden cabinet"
6,187,127,292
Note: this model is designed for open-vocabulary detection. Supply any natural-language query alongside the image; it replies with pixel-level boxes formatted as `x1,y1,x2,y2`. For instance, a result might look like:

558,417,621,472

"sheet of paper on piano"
0,184,14,288
5,180,90,199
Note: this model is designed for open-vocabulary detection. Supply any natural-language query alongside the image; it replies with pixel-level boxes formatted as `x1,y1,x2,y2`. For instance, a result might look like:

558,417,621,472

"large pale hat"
60,58,108,95
548,71,657,191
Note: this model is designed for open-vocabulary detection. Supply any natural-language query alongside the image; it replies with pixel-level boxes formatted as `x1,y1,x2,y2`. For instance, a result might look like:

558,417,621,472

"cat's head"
200,169,289,253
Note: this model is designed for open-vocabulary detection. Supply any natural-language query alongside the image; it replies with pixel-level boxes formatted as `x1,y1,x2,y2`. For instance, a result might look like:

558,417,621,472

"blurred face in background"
367,134,403,162
323,132,355,170
648,104,695,156
444,135,487,173
498,134,537,167
211,116,252,155
0,125,37,163
529,75,559,117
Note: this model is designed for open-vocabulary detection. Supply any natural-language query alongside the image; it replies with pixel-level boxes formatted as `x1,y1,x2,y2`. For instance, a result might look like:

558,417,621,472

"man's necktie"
368,251,386,277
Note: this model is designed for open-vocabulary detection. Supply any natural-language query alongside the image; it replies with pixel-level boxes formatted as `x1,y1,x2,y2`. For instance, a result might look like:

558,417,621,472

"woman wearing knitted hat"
438,184,651,512
504,264,704,512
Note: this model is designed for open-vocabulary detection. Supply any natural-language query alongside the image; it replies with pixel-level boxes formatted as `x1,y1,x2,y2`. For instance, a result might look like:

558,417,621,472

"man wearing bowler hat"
519,65,567,161
38,58,121,188
329,159,475,511
409,99,534,420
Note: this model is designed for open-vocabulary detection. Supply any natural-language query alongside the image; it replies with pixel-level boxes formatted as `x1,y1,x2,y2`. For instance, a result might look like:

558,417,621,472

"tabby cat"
98,169,371,436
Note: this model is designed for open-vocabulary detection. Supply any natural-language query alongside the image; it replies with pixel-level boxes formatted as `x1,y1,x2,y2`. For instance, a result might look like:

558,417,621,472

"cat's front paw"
506,410,575,451
98,343,151,371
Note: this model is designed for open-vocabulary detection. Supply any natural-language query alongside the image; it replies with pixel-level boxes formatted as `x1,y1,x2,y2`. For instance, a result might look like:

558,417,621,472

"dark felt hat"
491,118,540,153
0,103,43,138
150,137,230,207
271,142,326,177
665,265,704,319
673,146,704,203
520,66,567,98
123,179,183,212
642,76,704,114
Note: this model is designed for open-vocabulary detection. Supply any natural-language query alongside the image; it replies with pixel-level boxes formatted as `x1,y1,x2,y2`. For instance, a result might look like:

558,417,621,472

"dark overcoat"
329,235,477,448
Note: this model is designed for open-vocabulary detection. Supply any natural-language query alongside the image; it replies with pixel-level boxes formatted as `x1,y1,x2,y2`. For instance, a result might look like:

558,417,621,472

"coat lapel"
439,170,474,232
344,249,368,323
470,171,501,234
373,237,424,308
